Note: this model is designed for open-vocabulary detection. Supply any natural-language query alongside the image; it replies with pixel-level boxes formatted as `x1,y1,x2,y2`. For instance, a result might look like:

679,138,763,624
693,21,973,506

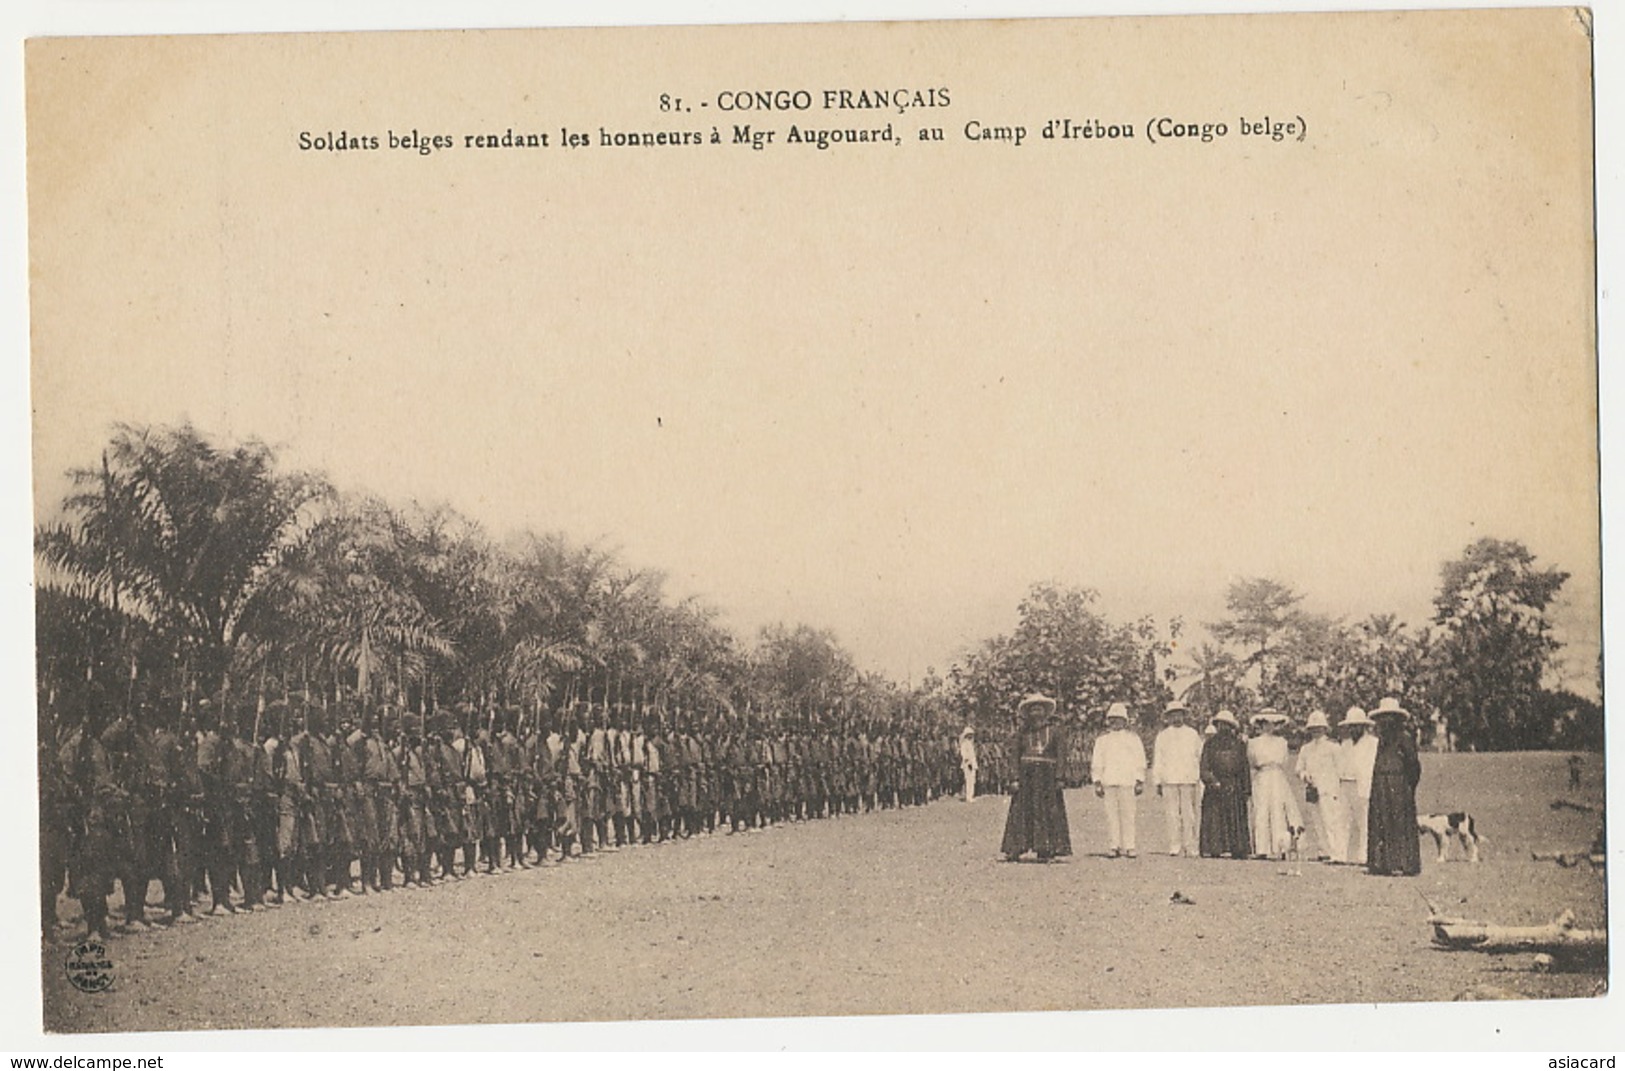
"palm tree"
35,423,327,700
1178,642,1244,715
274,495,455,709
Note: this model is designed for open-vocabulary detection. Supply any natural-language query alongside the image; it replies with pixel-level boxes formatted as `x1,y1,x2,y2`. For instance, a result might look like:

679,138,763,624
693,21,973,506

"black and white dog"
1418,812,1484,863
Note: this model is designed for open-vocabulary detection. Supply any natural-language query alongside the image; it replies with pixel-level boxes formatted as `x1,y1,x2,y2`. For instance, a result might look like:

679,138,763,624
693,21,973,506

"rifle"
253,664,266,745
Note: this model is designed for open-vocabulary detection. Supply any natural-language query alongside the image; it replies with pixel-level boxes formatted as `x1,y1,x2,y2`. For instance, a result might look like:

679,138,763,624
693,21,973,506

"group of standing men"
1000,693,1423,877
42,688,972,943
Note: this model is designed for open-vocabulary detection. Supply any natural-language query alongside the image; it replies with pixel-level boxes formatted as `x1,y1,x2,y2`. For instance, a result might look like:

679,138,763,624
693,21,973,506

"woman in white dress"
1246,710,1303,859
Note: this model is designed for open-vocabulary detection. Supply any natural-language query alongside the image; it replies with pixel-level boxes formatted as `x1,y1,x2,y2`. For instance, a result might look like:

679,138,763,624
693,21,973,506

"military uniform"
395,719,430,885
60,725,118,940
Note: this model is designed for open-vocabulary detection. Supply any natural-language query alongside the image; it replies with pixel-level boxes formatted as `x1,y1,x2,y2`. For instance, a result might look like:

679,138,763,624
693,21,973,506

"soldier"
812,719,837,820
274,698,313,900
97,708,151,931
321,705,355,895
716,718,738,831
640,713,666,844
503,707,529,866
134,698,184,916
852,721,871,814
40,719,70,941
334,706,370,894
450,710,484,876
426,711,466,880
480,709,511,871
680,714,706,836
60,689,119,941
605,706,631,849
252,703,285,907
356,708,398,892
811,720,833,820
395,711,430,886
157,698,204,923
538,708,567,863
291,702,336,898
381,709,406,888
513,708,540,867
192,696,248,915
583,705,610,853
857,722,877,813
560,708,587,859
469,713,500,874
725,721,753,833
225,699,268,910
532,708,561,865
766,722,789,826
660,710,680,837
696,714,720,834
628,713,648,845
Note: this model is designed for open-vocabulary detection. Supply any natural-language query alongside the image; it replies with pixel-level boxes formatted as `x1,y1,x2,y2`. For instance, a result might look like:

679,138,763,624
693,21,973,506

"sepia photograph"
14,3,1614,1046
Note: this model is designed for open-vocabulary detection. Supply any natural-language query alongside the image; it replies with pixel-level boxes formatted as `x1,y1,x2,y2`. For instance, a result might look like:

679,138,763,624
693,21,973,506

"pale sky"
25,12,1600,693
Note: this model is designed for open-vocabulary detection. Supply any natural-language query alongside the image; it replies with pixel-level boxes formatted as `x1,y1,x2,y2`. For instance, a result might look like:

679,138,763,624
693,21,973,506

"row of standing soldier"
42,687,972,942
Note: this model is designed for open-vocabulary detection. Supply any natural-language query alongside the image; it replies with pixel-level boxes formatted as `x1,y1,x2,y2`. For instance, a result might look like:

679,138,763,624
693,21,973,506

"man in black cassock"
1000,694,1072,862
1366,697,1422,876
1198,710,1251,859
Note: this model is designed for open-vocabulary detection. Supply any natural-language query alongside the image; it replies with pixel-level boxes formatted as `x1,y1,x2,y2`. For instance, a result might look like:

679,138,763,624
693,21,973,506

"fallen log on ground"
1550,799,1601,814
1531,850,1606,869
1426,907,1607,969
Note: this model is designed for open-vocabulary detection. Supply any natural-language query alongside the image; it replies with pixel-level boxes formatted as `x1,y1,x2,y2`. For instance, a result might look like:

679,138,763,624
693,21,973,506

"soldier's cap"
98,717,134,750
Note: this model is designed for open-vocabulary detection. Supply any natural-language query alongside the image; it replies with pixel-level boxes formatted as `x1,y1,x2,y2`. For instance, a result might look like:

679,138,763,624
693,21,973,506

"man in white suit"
958,726,978,802
1296,710,1346,862
1151,700,1203,857
1337,707,1378,865
1091,703,1147,858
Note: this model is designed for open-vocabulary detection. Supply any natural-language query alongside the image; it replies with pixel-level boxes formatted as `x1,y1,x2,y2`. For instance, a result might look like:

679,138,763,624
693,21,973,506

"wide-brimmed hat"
1370,696,1410,719
1210,709,1239,728
1104,702,1130,722
1304,710,1331,731
1341,706,1373,728
1163,700,1189,716
1017,693,1057,715
1250,708,1287,726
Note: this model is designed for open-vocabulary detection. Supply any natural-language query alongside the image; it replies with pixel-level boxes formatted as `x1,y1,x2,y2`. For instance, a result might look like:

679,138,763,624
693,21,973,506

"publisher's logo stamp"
64,940,114,994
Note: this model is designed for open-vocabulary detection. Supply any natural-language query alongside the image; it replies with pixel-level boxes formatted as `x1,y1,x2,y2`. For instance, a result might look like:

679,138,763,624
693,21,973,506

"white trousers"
1312,788,1349,863
962,763,977,802
1102,785,1138,853
1341,781,1369,865
1162,783,1199,855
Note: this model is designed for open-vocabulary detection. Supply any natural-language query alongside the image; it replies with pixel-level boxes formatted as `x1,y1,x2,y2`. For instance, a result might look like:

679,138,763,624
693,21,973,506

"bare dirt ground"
42,751,1607,1034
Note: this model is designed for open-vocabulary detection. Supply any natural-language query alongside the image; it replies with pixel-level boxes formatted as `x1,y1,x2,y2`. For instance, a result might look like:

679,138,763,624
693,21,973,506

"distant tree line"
941,548,1599,752
34,423,1600,752
34,424,922,739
